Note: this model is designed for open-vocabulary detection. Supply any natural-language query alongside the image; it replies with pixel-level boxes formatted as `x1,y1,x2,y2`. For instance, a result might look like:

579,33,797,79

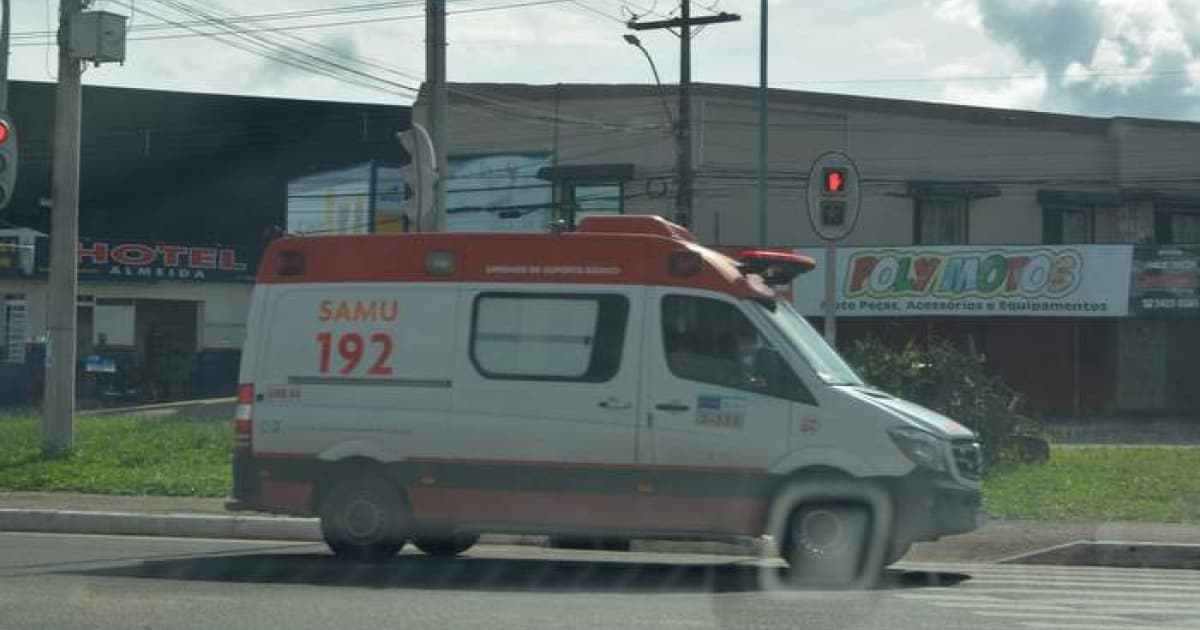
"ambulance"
228,215,984,584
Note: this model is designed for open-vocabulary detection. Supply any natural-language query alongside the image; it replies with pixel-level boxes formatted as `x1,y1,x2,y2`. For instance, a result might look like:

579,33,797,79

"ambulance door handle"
655,402,690,412
598,398,632,410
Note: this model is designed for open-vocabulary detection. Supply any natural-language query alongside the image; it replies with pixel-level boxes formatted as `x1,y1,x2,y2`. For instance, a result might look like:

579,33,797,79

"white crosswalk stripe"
893,562,1200,629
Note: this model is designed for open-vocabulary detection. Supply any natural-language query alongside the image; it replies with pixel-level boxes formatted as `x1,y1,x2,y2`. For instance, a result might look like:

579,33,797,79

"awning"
908,181,1002,199
536,163,635,183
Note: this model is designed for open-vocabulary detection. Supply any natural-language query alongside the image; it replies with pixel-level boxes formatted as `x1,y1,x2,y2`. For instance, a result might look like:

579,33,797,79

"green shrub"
842,335,1038,468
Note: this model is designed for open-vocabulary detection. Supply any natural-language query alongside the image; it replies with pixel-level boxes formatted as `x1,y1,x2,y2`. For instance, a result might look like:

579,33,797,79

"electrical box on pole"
0,113,16,210
68,11,126,64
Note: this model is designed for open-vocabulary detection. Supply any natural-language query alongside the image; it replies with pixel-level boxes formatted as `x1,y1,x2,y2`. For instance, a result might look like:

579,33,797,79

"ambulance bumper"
888,469,985,545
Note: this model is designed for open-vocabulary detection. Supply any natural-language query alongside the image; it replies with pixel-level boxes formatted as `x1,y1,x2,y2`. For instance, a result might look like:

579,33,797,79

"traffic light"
396,123,435,231
0,114,16,210
822,167,847,195
820,200,847,227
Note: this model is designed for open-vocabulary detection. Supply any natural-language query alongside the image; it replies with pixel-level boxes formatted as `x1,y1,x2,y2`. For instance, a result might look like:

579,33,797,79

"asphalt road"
1,532,1199,630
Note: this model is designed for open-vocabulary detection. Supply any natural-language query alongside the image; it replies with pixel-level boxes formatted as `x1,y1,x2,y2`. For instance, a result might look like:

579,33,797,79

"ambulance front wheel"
781,502,872,586
319,474,409,560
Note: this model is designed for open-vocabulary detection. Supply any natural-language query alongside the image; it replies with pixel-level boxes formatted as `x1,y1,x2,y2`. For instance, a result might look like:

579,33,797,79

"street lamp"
623,34,674,130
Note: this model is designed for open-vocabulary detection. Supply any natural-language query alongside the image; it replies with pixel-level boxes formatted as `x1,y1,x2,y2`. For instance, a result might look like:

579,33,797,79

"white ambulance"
228,215,983,584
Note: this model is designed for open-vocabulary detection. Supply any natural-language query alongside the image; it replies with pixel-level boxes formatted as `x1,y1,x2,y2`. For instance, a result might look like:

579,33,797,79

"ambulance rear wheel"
413,533,480,557
320,475,409,560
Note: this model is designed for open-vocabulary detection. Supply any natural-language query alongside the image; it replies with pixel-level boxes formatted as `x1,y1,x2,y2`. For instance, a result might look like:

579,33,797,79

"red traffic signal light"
823,167,847,194
0,120,9,145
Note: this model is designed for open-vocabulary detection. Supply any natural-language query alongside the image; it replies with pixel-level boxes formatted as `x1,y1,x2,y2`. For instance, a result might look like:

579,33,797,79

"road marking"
971,611,1127,621
892,592,1014,603
895,565,1200,630
955,580,1200,592
952,568,1200,584
951,587,1200,600
1021,624,1200,630
919,601,1069,611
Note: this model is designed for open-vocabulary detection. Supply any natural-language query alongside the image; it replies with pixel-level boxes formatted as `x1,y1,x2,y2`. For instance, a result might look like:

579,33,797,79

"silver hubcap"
343,495,383,540
798,508,844,555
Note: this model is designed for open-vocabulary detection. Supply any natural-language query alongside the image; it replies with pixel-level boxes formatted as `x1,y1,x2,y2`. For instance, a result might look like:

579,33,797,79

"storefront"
0,231,259,406
1124,245,1200,414
793,244,1134,417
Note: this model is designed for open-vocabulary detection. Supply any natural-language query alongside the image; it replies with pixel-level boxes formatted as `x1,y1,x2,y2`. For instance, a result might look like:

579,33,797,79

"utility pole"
629,6,739,230
0,0,10,110
43,0,86,453
756,0,767,247
425,0,447,232
678,0,691,229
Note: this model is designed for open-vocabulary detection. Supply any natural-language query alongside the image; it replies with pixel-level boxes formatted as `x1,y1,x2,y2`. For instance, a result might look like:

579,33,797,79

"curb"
0,508,758,555
0,508,321,541
83,398,235,418
1000,539,1200,570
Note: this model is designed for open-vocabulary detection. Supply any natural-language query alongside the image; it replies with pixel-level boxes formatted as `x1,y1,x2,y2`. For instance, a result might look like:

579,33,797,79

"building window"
661,295,813,403
1162,212,1200,244
470,293,628,382
915,197,967,245
1061,209,1091,244
1043,206,1120,244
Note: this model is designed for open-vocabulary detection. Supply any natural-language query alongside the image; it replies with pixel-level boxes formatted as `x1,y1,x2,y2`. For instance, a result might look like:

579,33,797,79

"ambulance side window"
662,295,814,403
470,293,629,382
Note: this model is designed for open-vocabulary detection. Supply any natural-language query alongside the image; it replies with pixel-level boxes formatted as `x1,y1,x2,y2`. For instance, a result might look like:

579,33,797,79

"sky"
7,0,1200,121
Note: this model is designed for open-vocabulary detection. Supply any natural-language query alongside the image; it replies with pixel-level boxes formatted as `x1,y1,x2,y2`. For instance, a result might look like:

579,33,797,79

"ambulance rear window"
469,293,629,382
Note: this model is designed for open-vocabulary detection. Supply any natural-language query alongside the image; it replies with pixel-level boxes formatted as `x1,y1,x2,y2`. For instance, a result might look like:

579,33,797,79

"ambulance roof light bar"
736,250,817,287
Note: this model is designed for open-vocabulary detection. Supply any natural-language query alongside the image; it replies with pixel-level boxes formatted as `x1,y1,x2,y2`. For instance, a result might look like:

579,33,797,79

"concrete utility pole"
43,0,86,453
0,0,11,110
628,6,739,230
425,0,447,231
757,0,767,247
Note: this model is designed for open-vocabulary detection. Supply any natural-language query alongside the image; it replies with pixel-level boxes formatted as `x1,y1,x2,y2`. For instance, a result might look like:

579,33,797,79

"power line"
10,1,429,39
136,0,421,96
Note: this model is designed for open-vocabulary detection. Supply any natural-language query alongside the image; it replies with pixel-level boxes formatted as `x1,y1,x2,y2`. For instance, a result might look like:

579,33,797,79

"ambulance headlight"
888,427,947,472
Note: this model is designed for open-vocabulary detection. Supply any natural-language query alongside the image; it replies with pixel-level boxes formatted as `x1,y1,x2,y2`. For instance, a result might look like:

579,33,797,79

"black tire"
782,502,871,586
319,474,409,560
412,533,480,557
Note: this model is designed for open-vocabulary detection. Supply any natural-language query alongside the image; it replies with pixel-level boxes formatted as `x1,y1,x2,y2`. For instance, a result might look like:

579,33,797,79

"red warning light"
823,168,846,194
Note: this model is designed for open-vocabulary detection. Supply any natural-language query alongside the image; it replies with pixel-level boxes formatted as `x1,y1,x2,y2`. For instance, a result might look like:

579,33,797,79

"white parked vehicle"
228,215,984,585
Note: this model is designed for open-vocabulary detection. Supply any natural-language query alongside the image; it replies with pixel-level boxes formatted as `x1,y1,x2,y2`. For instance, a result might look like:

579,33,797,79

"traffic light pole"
43,0,85,454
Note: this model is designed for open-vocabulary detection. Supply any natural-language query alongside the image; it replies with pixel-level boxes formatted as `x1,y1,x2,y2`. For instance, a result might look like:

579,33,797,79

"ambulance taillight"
234,384,254,454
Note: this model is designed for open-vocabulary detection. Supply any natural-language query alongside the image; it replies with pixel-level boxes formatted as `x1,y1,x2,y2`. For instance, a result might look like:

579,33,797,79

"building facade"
0,82,410,406
414,83,1200,418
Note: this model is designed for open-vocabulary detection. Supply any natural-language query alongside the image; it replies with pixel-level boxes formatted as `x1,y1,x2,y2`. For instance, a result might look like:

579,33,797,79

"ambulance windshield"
755,299,863,386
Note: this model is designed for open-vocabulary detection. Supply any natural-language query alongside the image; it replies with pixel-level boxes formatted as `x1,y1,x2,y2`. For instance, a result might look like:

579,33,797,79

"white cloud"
924,0,983,29
876,38,928,66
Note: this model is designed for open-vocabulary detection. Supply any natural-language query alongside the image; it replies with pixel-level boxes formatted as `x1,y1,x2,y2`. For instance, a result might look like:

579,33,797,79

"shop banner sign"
34,237,260,283
792,245,1133,317
1131,246,1199,314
